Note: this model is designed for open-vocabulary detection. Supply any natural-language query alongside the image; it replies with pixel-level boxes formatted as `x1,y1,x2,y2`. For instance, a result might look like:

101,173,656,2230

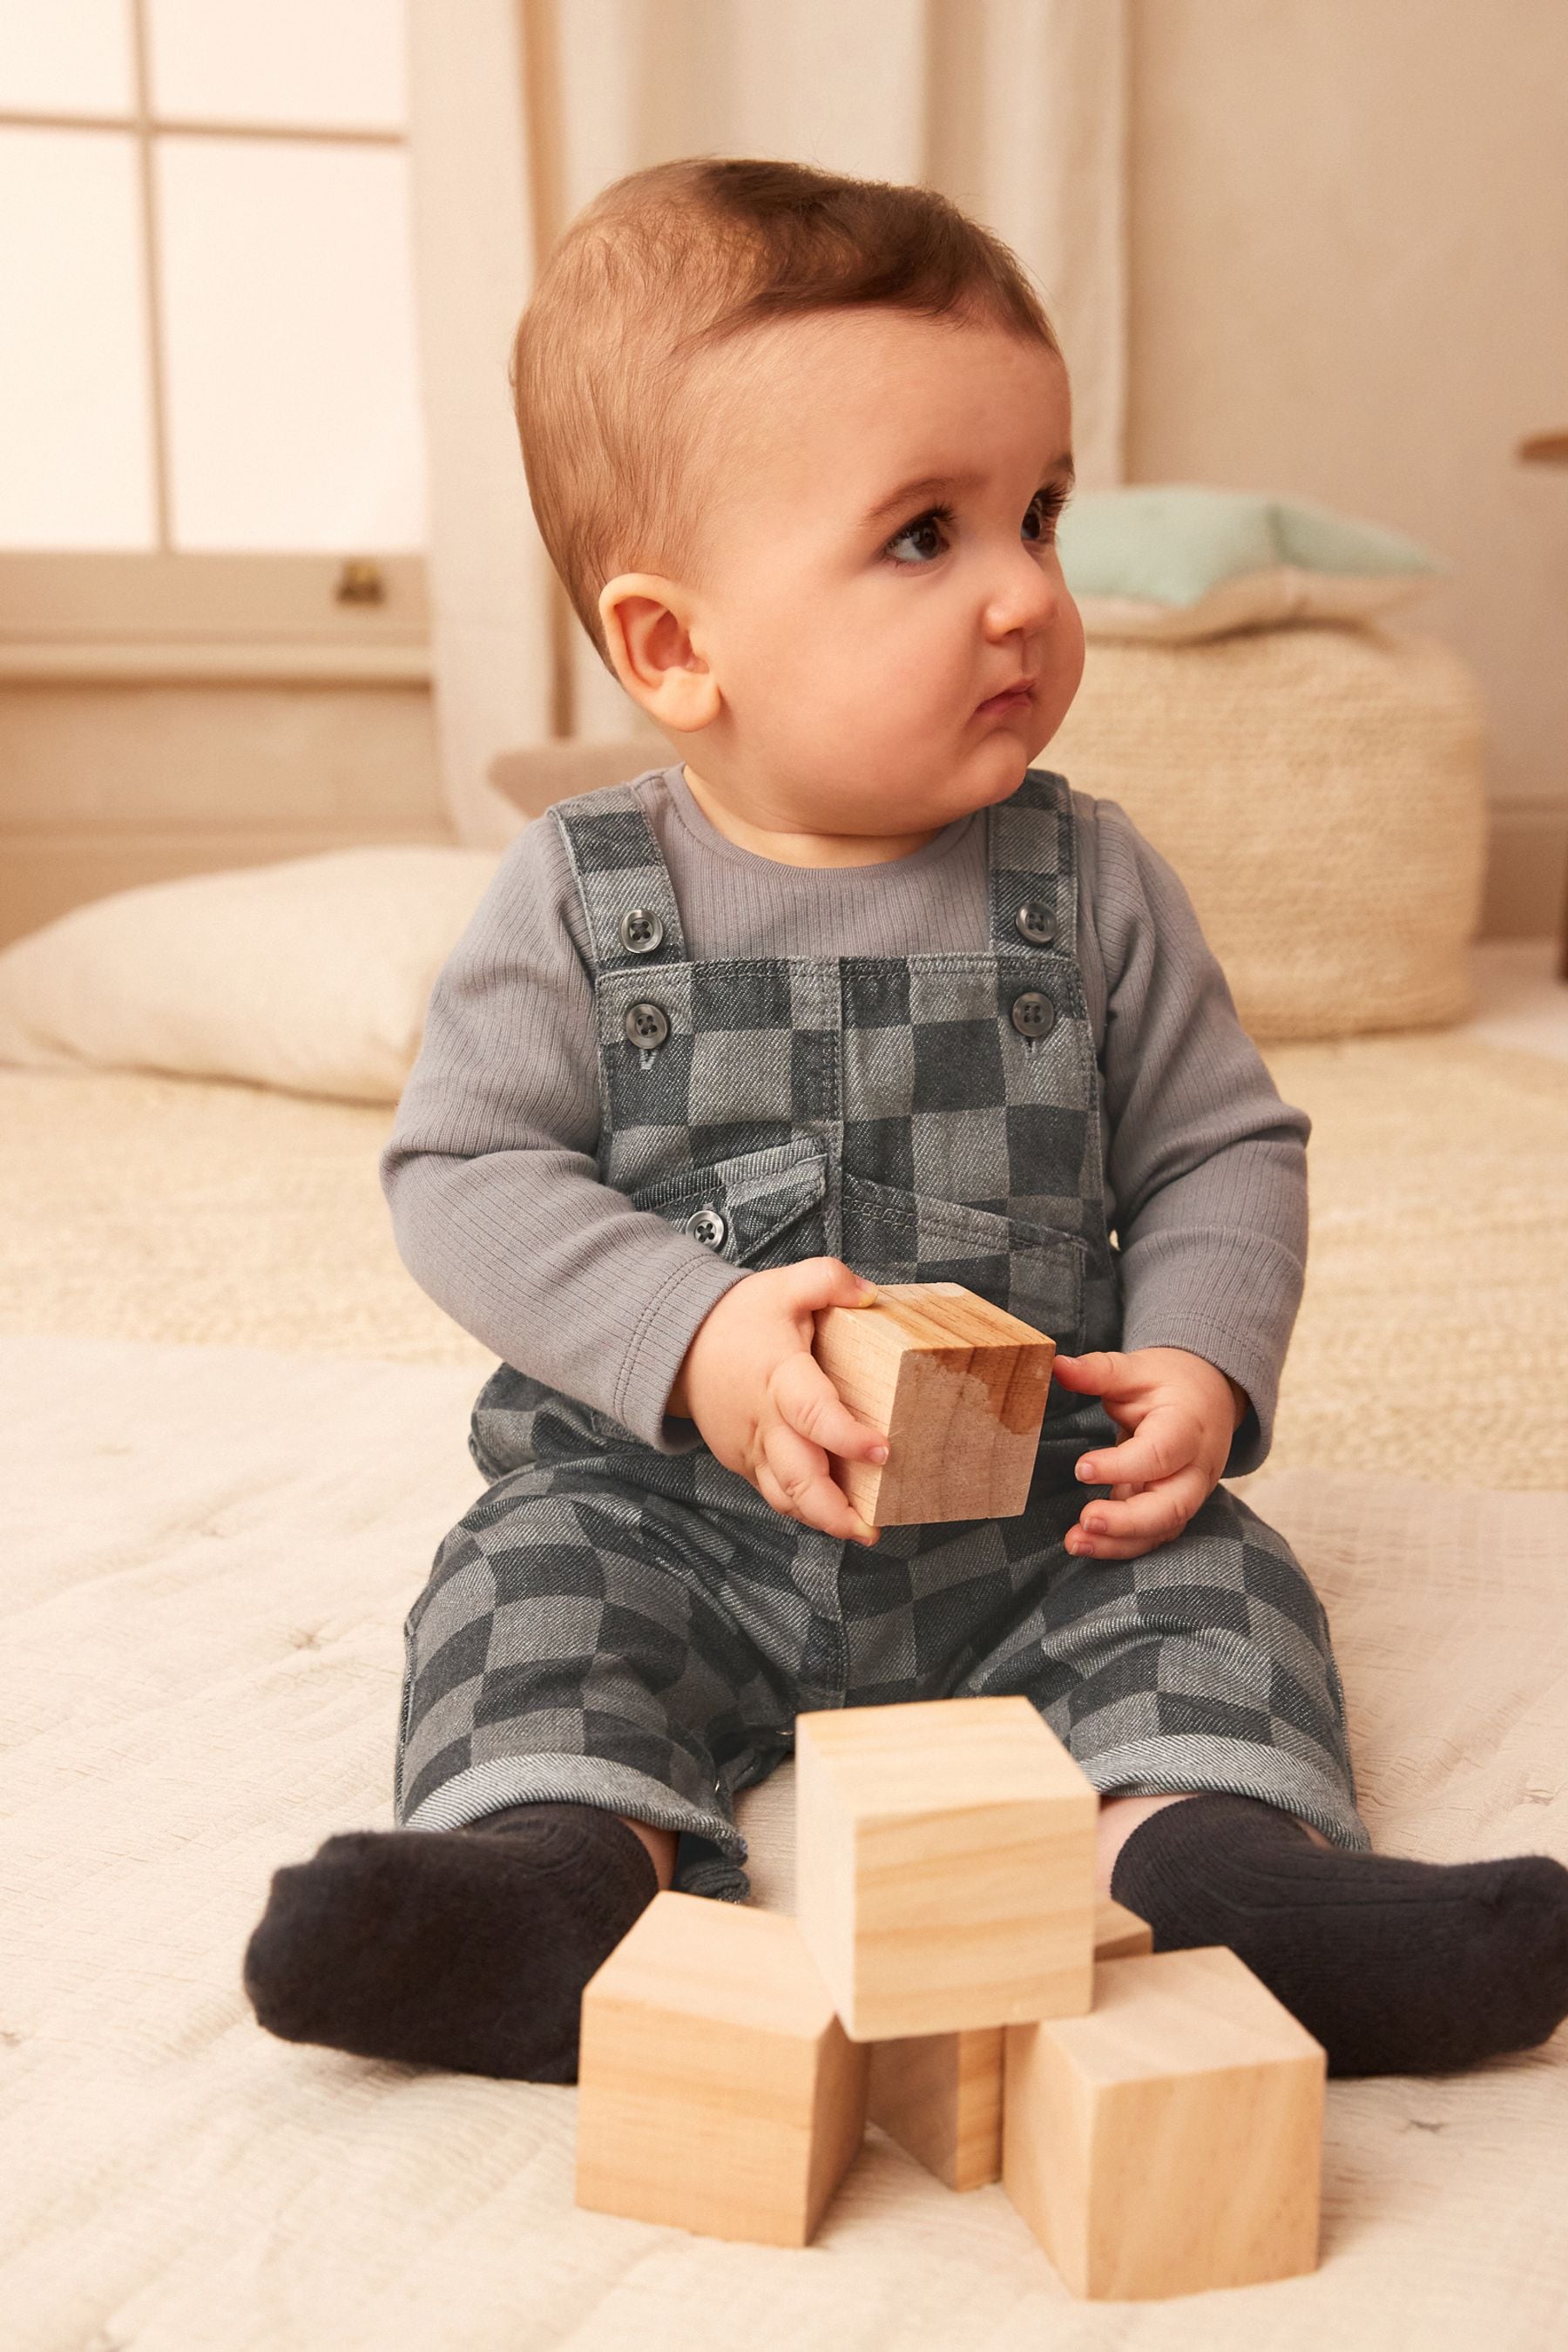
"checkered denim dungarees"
395,768,1367,1896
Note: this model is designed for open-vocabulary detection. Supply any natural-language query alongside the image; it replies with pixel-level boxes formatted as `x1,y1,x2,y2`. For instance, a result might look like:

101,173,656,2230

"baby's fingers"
1051,1350,1131,1398
1064,1467,1208,1560
773,1350,890,1466
758,1421,880,1546
1075,1411,1190,1491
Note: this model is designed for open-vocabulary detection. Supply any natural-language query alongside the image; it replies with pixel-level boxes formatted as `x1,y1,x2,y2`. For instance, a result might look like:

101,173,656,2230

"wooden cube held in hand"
795,1695,1098,2042
1003,1946,1326,2300
813,1282,1056,1525
576,1890,869,2246
866,1900,1152,2192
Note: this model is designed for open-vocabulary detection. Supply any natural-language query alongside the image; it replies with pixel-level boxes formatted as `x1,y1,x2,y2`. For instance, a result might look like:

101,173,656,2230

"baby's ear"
598,572,717,731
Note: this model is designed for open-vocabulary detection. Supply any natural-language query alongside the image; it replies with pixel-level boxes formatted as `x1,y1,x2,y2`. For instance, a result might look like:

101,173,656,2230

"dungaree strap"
549,783,689,976
986,767,1077,959
551,768,1071,971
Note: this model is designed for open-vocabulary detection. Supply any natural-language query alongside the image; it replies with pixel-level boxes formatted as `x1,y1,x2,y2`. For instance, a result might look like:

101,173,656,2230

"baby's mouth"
975,681,1035,717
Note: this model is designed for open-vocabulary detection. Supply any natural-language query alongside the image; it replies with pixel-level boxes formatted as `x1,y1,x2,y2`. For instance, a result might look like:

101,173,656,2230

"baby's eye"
1023,486,1070,546
883,487,1071,568
883,504,956,567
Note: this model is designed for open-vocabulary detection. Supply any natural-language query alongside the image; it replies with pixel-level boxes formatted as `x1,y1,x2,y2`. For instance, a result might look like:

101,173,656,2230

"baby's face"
613,306,1082,859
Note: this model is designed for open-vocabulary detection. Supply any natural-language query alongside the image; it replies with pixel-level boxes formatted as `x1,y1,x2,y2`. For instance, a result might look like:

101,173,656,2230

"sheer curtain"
408,0,1126,844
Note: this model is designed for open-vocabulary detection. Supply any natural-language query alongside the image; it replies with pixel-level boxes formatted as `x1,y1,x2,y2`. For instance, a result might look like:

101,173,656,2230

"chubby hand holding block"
1003,1945,1326,2300
812,1281,1055,1525
576,1890,868,2247
795,1694,1098,2041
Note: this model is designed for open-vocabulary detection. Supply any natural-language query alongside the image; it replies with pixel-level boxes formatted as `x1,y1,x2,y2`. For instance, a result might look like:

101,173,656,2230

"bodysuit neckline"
658,761,982,883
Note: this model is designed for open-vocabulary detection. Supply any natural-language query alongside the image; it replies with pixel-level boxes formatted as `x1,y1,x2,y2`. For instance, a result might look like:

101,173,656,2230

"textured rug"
2,1027,1566,1488
0,1064,481,1370
1264,1033,1568,1488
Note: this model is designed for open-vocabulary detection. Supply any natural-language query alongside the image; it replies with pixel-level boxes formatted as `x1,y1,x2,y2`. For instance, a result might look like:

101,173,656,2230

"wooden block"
576,1889,868,2246
866,1897,1157,2190
795,1695,1097,2040
1092,1895,1153,1959
813,1281,1055,1524
868,2024,1004,2192
1003,1947,1326,2300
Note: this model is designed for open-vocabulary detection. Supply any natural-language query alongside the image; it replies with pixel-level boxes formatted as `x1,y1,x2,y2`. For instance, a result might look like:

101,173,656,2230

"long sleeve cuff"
382,1148,759,1460
1117,1225,1305,1475
610,1247,752,1453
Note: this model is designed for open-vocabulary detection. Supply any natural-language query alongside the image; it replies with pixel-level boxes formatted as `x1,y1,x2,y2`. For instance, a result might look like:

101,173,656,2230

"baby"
245,156,1567,2085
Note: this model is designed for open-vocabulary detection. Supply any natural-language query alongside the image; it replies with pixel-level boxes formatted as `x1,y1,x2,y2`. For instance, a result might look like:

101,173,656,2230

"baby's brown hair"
511,155,1059,670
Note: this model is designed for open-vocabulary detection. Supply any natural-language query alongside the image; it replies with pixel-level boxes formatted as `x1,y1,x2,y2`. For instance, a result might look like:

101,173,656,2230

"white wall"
1126,0,1568,934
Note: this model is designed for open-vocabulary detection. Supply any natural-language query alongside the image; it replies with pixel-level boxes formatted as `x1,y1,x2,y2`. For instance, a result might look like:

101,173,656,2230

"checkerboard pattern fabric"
395,768,1367,1890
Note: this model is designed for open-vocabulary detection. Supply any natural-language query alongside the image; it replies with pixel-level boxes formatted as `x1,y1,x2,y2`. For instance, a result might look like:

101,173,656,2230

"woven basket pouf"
1051,624,1487,1040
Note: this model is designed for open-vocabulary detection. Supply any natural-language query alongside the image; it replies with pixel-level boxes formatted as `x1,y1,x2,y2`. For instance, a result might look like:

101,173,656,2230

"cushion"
1051,625,1486,1039
0,845,502,1104
1059,486,1443,643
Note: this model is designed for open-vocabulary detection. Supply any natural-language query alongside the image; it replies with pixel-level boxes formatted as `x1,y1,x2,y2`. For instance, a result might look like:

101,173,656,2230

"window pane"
156,137,424,551
0,127,156,549
0,0,132,117
146,0,405,131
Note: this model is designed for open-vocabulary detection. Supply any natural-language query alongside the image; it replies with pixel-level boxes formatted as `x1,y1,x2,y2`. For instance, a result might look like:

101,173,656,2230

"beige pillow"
1076,566,1429,645
0,845,503,1103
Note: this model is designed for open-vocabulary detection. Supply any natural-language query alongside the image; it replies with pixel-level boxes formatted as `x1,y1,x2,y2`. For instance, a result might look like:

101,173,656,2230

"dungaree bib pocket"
837,1166,1087,1355
628,1134,829,1271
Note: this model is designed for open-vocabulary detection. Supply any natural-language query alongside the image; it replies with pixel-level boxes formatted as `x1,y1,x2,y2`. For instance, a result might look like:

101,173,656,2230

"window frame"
0,551,429,680
0,0,429,679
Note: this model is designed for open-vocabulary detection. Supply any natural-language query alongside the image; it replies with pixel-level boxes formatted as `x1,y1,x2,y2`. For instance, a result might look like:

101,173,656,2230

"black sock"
242,1802,658,2082
1110,1794,1568,2078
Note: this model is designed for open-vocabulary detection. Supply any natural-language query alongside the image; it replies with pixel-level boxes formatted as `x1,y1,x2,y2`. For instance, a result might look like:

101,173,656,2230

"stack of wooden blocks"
575,1694,1327,2299
574,1286,1328,2299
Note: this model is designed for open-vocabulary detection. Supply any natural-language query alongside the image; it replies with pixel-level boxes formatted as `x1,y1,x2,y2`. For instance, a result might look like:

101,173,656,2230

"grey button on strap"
1010,990,1056,1040
618,906,665,956
623,1001,670,1049
1014,897,1056,948
687,1206,727,1249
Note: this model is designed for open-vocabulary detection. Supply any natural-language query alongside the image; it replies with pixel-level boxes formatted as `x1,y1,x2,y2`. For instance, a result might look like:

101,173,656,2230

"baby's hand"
1051,1346,1247,1561
666,1259,889,1544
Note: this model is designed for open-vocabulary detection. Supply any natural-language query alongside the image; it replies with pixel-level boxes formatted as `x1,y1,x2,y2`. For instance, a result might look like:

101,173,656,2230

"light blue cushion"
1058,486,1442,608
